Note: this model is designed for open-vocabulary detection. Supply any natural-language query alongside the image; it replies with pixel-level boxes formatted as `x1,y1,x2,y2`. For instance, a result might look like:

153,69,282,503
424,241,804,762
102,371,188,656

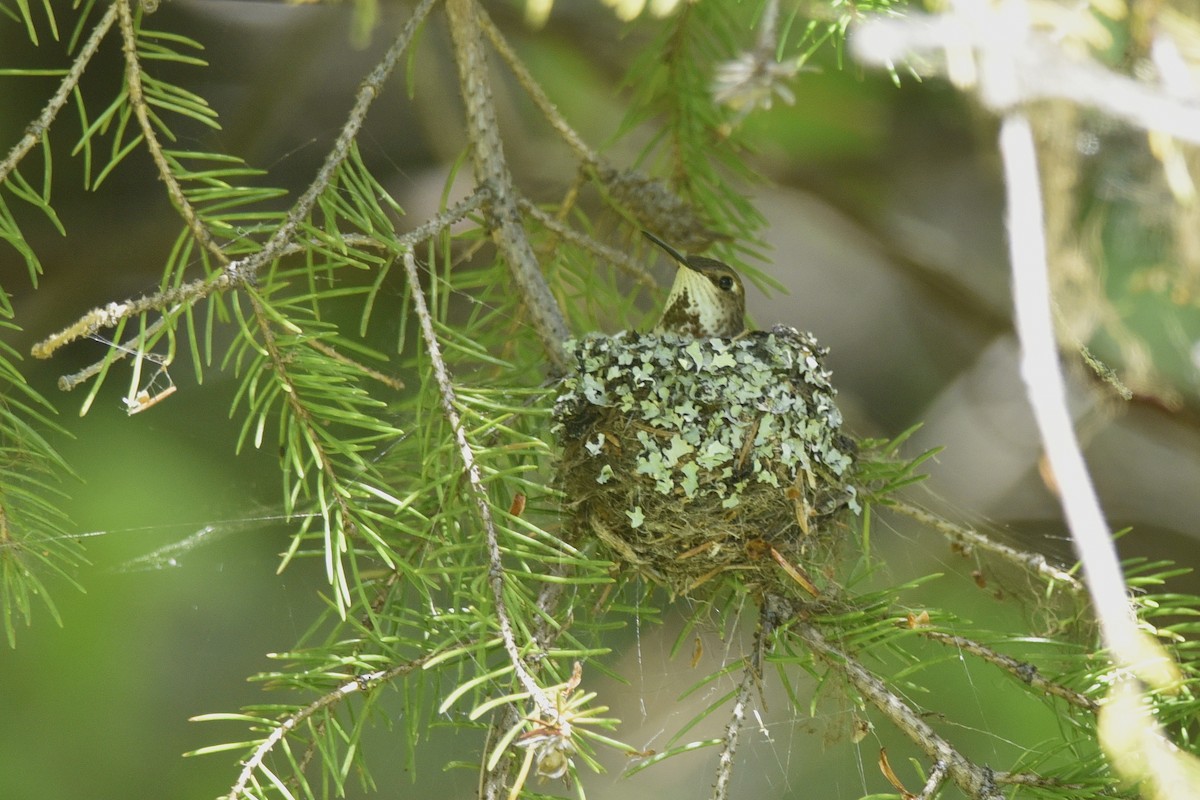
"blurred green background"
4,1,1200,798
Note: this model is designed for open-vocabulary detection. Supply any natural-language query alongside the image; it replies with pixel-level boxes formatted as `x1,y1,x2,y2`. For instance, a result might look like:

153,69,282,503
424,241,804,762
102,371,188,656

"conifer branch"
214,650,448,800
115,0,226,263
242,291,361,611
12,3,1200,796
0,3,118,184
41,191,485,388
920,629,1098,711
304,339,405,391
796,619,1006,800
445,0,570,375
32,0,438,362
400,248,556,719
890,500,1083,591
227,0,438,284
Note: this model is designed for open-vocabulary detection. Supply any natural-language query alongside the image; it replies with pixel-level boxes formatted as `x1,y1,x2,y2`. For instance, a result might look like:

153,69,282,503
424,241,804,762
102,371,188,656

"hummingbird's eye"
718,276,735,291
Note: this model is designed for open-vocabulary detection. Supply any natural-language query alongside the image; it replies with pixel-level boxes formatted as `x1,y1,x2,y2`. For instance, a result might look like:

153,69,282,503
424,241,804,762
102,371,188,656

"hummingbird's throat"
656,267,740,338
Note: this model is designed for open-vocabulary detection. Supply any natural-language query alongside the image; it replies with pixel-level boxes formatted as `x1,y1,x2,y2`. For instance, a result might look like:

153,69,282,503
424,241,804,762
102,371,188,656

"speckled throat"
654,260,746,338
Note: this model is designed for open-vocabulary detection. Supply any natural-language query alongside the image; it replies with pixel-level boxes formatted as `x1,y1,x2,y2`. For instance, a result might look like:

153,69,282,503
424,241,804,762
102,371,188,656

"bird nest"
553,327,860,597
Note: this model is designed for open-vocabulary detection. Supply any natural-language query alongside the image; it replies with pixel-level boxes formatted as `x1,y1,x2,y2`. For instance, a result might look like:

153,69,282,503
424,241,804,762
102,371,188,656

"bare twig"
33,294,191,360
920,629,1097,711
400,248,555,719
889,500,1082,592
480,705,522,800
116,0,226,263
712,604,772,800
445,0,570,375
796,620,1004,799
917,760,949,799
228,0,438,279
518,199,657,289
476,5,599,167
53,316,167,391
713,668,755,800
212,650,448,800
0,4,119,184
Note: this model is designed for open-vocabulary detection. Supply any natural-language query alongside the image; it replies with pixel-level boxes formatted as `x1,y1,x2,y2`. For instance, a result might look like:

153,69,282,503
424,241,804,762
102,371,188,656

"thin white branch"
217,655,437,800
853,0,1189,687
400,249,555,719
1000,115,1144,664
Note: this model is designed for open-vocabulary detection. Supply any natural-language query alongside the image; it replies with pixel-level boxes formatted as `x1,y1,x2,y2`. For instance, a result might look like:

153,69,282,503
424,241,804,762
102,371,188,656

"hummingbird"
644,231,746,338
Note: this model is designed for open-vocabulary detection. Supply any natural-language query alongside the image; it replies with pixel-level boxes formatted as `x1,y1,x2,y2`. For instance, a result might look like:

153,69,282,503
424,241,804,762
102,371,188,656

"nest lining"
553,327,859,596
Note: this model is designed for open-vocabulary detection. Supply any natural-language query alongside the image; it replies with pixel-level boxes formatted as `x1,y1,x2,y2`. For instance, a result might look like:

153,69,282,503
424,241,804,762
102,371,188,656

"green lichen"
554,327,860,596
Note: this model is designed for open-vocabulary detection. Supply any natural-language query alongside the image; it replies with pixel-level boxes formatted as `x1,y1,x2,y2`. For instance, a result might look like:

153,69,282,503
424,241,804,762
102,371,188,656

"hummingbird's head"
644,231,746,338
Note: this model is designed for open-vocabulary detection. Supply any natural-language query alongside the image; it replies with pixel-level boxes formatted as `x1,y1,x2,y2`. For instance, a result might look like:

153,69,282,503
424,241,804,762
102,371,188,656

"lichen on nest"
553,326,860,597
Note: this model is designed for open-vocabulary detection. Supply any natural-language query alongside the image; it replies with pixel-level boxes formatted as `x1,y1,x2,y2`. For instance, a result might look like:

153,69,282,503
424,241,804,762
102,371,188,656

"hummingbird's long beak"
642,230,690,269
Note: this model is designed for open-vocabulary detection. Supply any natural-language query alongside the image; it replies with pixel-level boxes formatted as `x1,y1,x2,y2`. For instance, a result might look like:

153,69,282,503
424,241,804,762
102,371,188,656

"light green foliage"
0,319,79,648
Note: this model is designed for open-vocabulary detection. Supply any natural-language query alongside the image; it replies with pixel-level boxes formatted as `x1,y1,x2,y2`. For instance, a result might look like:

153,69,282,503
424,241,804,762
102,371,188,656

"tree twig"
32,0,440,361
445,0,570,375
518,199,657,289
920,629,1098,711
712,603,773,800
400,248,555,721
116,0,226,263
916,760,949,799
211,650,449,800
222,0,440,283
476,4,599,168
795,619,1005,800
888,500,1082,592
0,3,119,184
